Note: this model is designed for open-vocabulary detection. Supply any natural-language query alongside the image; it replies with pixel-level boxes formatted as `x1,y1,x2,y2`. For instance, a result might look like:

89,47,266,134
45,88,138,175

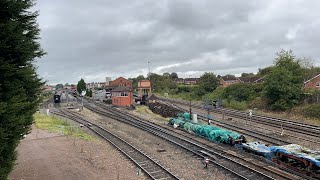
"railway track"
51,108,179,180
157,99,290,146
81,99,303,180
158,96,320,139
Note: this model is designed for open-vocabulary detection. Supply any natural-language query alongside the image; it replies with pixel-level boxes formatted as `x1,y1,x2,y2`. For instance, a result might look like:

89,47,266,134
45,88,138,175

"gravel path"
9,126,146,180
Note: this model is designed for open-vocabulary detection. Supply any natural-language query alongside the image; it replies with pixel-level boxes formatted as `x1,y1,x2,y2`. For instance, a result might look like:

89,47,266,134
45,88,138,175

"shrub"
222,83,256,102
202,87,225,101
224,100,248,111
249,97,268,109
301,104,320,119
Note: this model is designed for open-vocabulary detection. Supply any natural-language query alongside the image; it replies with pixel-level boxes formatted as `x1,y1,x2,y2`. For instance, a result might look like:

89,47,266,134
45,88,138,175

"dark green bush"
302,104,320,119
249,97,268,109
222,83,257,102
224,100,248,111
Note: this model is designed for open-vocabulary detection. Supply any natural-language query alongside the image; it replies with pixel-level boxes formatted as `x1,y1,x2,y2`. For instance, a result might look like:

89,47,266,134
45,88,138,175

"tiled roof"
221,75,238,81
238,76,262,83
304,73,320,84
184,78,199,81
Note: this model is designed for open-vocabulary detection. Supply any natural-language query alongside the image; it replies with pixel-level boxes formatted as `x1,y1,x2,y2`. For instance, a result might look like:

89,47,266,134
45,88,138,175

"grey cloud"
34,0,320,84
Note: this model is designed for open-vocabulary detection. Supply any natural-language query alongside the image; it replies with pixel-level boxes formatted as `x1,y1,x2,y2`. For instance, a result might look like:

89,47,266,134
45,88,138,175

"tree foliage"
77,78,86,94
198,72,219,94
241,73,254,77
85,89,92,97
130,75,145,90
223,83,257,102
263,50,304,110
257,66,274,76
170,72,178,79
0,0,45,178
148,73,176,92
55,83,63,90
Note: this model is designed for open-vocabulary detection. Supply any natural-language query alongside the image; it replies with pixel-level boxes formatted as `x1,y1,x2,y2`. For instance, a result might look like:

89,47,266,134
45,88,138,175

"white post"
81,97,84,111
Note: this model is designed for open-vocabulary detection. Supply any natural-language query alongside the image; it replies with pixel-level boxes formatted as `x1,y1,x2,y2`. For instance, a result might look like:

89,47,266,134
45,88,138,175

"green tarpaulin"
169,115,242,144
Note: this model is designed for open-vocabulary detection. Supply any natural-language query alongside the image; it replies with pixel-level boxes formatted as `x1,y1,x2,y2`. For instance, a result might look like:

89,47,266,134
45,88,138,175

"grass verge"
34,113,94,140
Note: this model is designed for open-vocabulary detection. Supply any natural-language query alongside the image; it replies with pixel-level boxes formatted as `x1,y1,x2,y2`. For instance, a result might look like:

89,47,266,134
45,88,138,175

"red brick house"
238,76,264,84
111,86,133,107
174,78,185,84
304,74,320,90
109,77,132,89
219,75,241,87
184,78,199,85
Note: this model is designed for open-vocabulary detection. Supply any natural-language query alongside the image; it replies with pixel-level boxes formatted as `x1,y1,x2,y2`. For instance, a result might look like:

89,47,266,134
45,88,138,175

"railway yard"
22,92,319,180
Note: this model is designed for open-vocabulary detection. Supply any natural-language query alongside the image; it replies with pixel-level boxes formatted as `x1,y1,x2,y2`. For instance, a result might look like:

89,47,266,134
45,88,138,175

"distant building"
92,90,106,100
219,75,241,87
111,86,133,106
304,74,320,90
184,78,199,85
238,76,264,84
138,80,152,99
174,78,185,84
86,82,106,90
105,77,112,86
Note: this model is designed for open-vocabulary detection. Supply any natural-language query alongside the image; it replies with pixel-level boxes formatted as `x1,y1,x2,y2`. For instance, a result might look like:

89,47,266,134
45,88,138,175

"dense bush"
263,50,304,111
301,104,320,119
249,97,268,109
202,87,225,101
224,100,248,111
222,83,256,102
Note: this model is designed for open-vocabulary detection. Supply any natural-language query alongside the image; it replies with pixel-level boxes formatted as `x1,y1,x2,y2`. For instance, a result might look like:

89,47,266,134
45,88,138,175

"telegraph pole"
189,75,192,118
148,61,151,80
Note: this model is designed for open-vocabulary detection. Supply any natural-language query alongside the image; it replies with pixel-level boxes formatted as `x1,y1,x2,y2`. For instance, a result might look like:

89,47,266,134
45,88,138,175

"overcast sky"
34,0,320,85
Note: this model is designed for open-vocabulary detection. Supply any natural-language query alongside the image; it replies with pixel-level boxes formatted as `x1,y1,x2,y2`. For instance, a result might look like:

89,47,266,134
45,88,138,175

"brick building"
304,74,320,90
109,77,132,89
184,78,199,85
111,86,133,107
174,78,184,84
238,76,264,84
138,80,151,98
86,82,105,90
219,75,241,87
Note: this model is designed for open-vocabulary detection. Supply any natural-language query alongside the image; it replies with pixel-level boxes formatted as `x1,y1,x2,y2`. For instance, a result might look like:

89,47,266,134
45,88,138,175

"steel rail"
158,96,320,138
51,109,179,180
82,102,279,180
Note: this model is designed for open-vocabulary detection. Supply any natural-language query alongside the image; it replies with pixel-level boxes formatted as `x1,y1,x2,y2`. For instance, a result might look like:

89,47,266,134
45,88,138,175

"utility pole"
148,61,151,81
189,75,192,118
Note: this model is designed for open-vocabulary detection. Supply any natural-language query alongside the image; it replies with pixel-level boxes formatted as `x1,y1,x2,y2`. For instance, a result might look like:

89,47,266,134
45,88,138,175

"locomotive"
53,92,61,103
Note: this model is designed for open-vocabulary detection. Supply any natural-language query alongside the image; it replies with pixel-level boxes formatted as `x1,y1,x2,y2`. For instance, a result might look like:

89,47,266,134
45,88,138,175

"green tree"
263,50,304,110
241,72,254,77
170,72,178,79
55,83,63,90
85,89,92,97
198,72,219,94
0,0,45,178
162,72,170,77
148,73,176,92
77,78,86,94
130,75,145,90
223,83,256,102
257,66,274,76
